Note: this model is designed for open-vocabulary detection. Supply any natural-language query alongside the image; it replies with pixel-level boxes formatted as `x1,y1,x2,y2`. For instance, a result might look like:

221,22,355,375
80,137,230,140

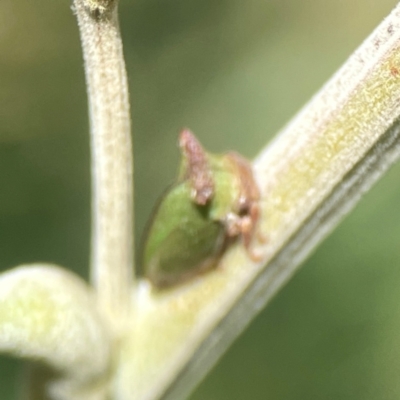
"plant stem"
74,0,133,328
117,4,400,399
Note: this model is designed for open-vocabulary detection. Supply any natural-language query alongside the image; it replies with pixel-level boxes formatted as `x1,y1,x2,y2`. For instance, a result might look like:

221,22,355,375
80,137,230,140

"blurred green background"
1,0,400,398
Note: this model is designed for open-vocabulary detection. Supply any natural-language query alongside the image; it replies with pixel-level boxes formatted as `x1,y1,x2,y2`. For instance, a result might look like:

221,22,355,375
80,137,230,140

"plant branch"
116,4,400,399
74,0,133,329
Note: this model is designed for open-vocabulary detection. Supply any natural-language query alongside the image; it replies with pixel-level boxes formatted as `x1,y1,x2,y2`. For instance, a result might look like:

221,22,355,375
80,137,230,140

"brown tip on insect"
179,129,214,205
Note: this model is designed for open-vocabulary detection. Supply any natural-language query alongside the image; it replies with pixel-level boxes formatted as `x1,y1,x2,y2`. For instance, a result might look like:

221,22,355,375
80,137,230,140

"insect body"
142,129,260,288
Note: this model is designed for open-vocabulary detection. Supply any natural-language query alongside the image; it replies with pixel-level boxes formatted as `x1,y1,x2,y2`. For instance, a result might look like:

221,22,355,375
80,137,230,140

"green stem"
74,0,133,329
117,3,400,399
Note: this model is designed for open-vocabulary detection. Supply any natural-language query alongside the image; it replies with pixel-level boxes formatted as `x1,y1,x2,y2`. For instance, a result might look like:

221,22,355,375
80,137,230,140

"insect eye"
235,195,250,215
238,203,250,217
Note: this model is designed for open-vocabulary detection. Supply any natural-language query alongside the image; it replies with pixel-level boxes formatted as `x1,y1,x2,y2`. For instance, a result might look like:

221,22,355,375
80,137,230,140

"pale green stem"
118,4,400,400
74,0,133,329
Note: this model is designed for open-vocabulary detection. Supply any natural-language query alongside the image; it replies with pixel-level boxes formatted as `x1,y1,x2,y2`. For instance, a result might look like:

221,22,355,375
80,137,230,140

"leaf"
0,264,111,399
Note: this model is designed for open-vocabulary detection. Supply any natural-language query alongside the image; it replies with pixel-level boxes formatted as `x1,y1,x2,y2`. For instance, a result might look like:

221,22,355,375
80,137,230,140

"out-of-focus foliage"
0,0,399,399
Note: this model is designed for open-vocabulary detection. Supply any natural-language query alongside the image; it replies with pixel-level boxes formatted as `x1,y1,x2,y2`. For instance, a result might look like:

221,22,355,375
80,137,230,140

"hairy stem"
117,4,400,400
74,0,133,328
